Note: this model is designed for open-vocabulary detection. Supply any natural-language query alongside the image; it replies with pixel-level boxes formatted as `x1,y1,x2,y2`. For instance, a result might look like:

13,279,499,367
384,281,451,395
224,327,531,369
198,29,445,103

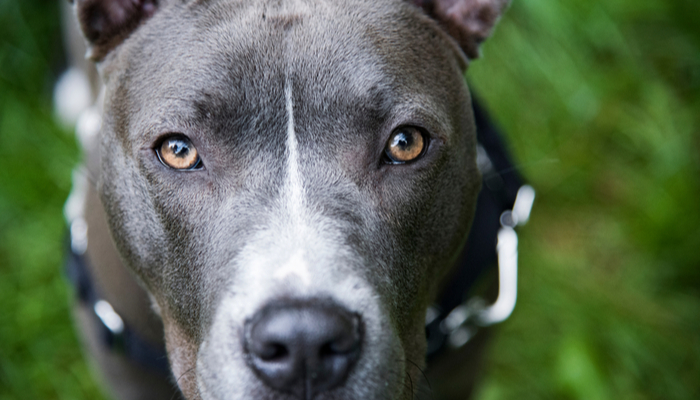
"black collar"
65,243,171,376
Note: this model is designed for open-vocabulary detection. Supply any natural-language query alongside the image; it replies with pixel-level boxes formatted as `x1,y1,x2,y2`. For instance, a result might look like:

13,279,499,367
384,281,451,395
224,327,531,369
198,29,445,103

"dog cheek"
98,146,170,292
163,316,201,398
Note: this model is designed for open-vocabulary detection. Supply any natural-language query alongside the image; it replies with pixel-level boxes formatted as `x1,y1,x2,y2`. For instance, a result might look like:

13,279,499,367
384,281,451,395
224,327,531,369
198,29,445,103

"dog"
60,0,514,399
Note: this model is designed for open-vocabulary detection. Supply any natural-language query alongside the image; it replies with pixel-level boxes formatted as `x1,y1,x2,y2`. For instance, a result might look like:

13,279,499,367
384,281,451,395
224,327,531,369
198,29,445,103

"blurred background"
0,0,698,399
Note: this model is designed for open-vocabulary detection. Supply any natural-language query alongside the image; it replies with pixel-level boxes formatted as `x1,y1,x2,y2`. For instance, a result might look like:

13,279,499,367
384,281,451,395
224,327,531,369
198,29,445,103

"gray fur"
70,0,509,398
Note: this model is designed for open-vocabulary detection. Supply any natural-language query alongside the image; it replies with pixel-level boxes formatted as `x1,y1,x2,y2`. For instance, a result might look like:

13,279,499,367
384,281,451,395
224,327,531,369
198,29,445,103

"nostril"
259,343,289,361
319,342,334,357
321,332,359,359
330,321,361,354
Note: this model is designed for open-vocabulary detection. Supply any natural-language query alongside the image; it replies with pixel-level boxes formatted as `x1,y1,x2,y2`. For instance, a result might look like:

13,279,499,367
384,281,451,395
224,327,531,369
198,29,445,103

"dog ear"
411,0,510,60
70,0,158,61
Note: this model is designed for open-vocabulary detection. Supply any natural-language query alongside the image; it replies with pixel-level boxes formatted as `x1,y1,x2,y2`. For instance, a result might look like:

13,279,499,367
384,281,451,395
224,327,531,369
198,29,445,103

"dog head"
72,0,508,398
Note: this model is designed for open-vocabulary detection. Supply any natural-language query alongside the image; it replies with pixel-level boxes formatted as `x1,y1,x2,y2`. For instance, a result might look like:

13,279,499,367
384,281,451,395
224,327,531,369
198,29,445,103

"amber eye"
384,127,427,164
156,135,202,170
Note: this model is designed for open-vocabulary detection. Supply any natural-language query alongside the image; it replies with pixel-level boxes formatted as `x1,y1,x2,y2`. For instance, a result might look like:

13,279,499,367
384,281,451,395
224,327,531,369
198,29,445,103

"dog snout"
244,300,362,398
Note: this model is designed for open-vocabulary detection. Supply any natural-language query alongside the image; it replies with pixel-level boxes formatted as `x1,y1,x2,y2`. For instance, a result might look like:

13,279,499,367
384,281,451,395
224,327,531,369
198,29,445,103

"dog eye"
156,135,203,170
384,127,427,164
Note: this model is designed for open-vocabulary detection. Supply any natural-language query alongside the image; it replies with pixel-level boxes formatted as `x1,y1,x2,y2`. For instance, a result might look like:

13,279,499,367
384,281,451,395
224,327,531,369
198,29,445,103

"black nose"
244,300,362,398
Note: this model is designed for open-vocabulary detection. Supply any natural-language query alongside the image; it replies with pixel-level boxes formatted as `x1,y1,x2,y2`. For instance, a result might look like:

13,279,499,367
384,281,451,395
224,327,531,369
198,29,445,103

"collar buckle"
427,185,535,355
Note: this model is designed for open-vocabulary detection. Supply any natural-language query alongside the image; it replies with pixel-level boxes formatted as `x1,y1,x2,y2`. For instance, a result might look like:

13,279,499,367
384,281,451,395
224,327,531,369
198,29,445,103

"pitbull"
62,0,512,399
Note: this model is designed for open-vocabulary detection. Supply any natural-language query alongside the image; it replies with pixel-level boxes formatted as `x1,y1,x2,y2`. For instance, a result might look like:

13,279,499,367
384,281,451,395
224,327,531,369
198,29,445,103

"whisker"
170,366,197,400
406,358,432,391
406,369,414,399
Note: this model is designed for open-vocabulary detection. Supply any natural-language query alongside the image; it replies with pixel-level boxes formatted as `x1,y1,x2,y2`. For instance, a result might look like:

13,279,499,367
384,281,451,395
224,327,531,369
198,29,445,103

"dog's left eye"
156,135,203,170
383,127,427,164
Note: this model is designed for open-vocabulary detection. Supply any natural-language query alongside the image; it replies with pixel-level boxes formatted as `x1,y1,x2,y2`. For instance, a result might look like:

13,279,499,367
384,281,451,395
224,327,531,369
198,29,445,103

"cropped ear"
70,0,158,61
411,0,510,60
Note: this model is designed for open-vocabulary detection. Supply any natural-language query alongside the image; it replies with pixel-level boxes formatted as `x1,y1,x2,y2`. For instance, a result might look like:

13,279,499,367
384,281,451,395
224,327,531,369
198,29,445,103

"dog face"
73,0,508,398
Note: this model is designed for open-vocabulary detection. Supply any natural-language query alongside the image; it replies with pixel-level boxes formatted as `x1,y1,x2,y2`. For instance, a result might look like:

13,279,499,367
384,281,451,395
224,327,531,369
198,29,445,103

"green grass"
0,0,698,399
468,0,700,399
0,0,107,398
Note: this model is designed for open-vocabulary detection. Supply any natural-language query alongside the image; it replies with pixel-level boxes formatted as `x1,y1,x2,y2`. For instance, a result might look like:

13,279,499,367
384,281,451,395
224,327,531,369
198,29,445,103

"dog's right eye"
383,126,427,164
156,135,203,170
